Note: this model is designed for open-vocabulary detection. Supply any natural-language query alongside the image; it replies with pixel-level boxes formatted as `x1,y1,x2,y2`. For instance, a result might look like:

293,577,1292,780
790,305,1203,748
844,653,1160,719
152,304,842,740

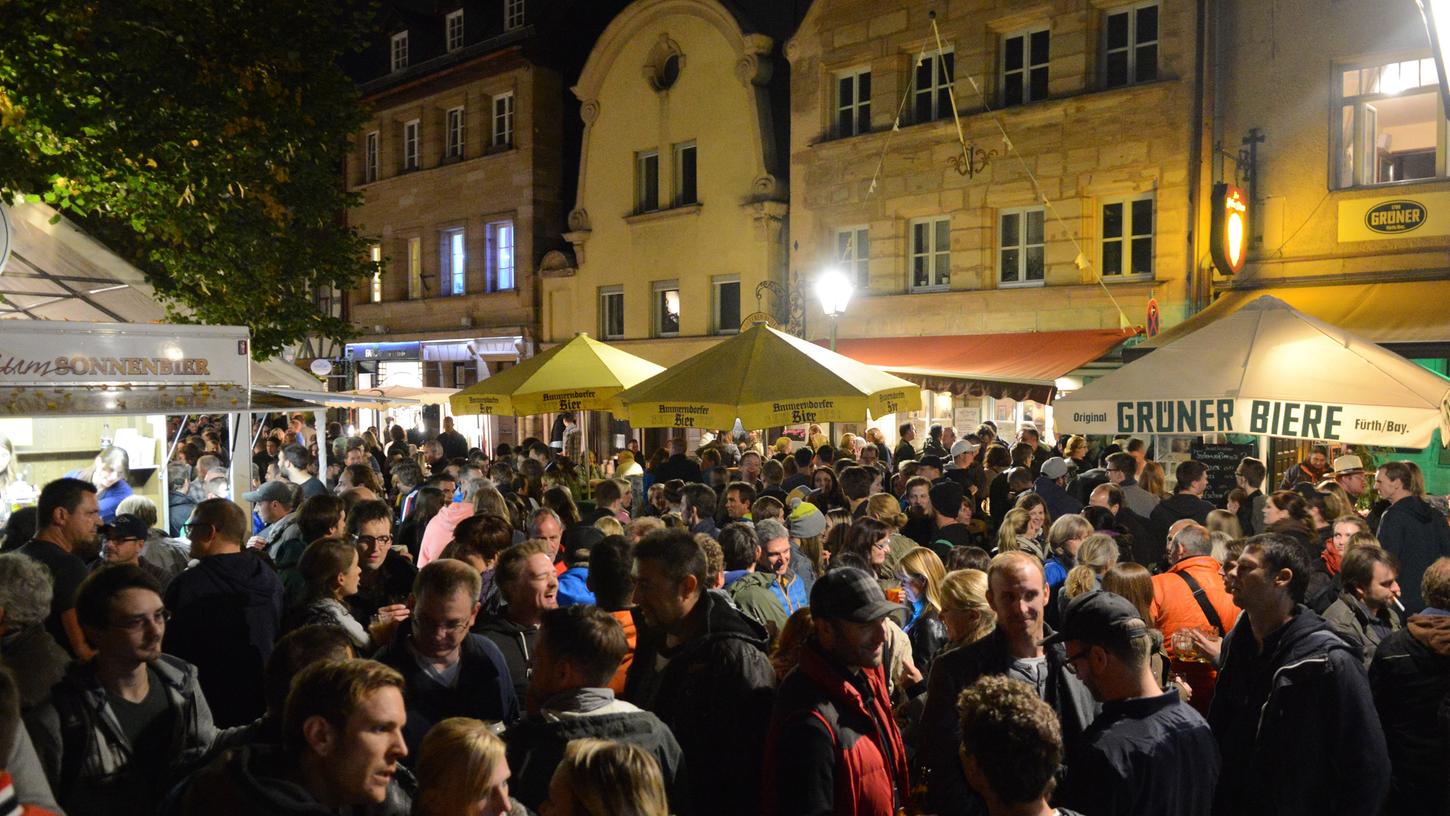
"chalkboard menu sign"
1190,442,1257,507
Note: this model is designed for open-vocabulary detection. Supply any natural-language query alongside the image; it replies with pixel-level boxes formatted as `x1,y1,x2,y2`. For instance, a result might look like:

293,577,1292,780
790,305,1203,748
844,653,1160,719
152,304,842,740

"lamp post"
814,267,855,352
1418,0,1450,114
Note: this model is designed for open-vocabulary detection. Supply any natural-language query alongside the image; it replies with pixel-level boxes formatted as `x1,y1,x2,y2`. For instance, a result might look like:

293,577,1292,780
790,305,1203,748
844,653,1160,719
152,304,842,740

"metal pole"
828,314,837,446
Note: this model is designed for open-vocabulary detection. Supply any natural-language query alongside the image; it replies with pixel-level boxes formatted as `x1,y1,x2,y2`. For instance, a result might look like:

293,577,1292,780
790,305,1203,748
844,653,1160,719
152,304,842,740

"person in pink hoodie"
418,477,486,567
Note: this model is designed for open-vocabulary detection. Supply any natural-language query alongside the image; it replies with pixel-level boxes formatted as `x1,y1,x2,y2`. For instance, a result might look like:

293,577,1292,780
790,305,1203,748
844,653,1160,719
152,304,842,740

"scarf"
1321,543,1342,576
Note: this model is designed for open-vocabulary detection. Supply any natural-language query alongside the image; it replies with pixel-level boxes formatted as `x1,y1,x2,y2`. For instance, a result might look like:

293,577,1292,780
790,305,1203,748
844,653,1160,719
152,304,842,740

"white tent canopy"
337,384,455,408
1054,296,1450,448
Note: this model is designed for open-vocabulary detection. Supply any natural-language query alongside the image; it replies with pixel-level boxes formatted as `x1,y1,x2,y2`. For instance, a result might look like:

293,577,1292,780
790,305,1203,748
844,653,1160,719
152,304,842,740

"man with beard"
28,565,219,816
901,476,935,546
20,477,103,658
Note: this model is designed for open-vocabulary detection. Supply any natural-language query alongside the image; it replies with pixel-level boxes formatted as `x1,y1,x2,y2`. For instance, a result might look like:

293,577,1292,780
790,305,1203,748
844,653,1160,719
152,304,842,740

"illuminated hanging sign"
1210,183,1248,275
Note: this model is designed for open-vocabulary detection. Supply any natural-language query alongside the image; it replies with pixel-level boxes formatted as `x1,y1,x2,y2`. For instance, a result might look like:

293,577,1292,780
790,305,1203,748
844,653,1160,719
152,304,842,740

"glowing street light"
814,267,854,351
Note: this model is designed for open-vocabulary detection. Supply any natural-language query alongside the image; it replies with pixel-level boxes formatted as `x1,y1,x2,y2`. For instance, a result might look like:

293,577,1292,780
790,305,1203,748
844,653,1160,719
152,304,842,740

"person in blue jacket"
757,519,808,615
74,446,133,524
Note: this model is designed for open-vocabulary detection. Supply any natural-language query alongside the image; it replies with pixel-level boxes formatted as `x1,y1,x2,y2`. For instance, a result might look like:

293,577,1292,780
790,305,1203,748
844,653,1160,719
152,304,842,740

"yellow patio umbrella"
616,322,919,428
450,332,665,416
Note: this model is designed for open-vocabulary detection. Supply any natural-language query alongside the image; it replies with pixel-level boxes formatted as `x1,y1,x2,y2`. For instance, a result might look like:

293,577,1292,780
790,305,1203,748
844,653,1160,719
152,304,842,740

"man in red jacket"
763,566,909,816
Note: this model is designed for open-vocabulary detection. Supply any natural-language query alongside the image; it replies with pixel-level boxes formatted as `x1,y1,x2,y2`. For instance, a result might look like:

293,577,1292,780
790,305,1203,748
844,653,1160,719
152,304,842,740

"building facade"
786,0,1206,442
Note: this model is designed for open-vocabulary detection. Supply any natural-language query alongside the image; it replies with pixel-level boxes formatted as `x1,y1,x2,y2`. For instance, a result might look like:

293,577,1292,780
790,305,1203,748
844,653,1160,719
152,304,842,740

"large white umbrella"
337,384,456,409
1054,296,1450,447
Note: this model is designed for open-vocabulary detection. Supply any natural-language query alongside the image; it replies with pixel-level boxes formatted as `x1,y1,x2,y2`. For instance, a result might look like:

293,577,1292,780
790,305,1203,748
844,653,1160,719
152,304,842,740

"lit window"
600,288,624,340
391,31,409,72
402,120,419,170
653,281,680,337
713,277,741,335
1103,3,1158,88
364,131,379,182
487,220,515,291
1101,195,1155,279
913,50,954,123
909,216,951,291
446,10,464,52
836,226,870,290
441,228,466,296
446,106,465,159
504,0,525,31
1335,57,1443,188
672,141,697,206
836,68,871,136
999,208,1046,286
369,244,383,303
635,150,660,213
407,237,423,299
492,92,514,148
1002,29,1050,106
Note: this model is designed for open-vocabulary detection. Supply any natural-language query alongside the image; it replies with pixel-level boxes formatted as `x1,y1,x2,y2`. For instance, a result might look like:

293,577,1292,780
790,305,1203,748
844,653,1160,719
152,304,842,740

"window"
1002,29,1050,106
635,150,660,213
909,217,951,290
1103,3,1158,88
836,226,870,289
672,141,697,206
600,287,624,339
492,93,514,148
653,281,680,337
913,50,955,123
713,277,741,335
836,68,871,136
441,228,466,296
1335,57,1443,188
446,10,464,52
316,284,344,319
364,131,379,182
390,31,409,72
446,107,465,159
504,0,526,31
999,208,1046,286
1101,195,1154,279
487,220,515,291
407,236,423,299
402,120,419,170
369,244,383,303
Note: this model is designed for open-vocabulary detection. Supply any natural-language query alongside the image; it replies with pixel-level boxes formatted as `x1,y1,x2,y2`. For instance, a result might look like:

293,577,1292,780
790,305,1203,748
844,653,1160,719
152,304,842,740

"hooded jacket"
416,500,475,567
375,627,519,756
162,551,284,727
624,588,776,816
1369,609,1450,815
1208,607,1389,816
505,690,688,813
160,744,414,816
27,654,217,816
725,569,788,639
556,566,596,607
1147,492,1214,554
1377,495,1450,612
472,609,540,702
918,624,1098,816
764,641,909,816
1322,592,1399,668
770,567,810,617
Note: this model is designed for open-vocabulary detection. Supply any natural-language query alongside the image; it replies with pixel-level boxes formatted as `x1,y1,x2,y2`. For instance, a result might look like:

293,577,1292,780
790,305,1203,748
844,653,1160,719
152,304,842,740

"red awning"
826,328,1139,403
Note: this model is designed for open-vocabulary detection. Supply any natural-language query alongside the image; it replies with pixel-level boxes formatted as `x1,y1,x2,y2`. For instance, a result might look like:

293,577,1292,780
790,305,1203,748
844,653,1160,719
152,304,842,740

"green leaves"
0,0,379,357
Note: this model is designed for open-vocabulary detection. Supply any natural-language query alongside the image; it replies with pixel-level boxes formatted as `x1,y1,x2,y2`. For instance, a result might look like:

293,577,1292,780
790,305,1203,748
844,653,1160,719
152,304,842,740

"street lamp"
814,267,855,351
1417,0,1450,114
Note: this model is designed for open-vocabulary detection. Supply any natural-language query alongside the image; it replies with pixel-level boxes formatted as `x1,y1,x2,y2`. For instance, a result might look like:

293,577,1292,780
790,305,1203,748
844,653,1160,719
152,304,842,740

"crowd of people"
0,412,1447,816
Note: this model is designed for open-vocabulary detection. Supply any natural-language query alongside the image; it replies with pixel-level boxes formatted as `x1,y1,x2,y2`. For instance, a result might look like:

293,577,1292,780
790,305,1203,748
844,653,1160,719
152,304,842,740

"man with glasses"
376,558,518,756
98,513,173,590
345,499,415,629
28,564,219,816
162,498,284,727
1050,591,1219,816
1105,452,1159,520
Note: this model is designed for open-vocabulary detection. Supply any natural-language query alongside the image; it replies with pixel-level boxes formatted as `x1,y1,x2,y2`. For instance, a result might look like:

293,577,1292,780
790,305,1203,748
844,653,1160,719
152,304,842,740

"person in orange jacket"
1150,521,1239,715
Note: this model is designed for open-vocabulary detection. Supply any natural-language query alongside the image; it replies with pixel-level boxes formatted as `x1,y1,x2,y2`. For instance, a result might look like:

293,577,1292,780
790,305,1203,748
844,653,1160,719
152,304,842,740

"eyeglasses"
357,535,394,548
110,610,171,631
872,539,892,552
1062,648,1091,674
412,615,470,635
107,537,145,545
180,522,213,536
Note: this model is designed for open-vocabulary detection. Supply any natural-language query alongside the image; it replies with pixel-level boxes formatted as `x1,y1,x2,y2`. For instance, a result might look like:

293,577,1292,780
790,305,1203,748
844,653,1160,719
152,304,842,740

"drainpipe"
1186,0,1213,314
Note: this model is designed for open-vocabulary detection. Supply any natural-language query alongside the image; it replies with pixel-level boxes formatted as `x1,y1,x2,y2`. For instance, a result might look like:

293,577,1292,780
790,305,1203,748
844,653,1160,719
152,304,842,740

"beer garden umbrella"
449,332,665,416
1053,296,1450,447
336,384,457,409
615,322,920,429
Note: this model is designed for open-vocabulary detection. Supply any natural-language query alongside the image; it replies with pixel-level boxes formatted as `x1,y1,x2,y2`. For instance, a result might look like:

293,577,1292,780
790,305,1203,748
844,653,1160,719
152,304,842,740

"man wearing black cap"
1051,591,1219,816
929,481,973,562
763,566,909,816
917,455,947,484
98,514,175,590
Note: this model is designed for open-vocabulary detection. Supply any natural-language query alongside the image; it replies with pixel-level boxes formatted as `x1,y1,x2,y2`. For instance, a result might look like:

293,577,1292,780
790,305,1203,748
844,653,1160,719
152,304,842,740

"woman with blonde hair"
1140,460,1168,498
996,508,1044,561
414,717,523,816
1062,533,1119,602
1013,491,1051,547
897,547,949,674
1043,514,1093,592
866,492,917,573
1205,509,1243,539
541,738,669,816
938,568,995,648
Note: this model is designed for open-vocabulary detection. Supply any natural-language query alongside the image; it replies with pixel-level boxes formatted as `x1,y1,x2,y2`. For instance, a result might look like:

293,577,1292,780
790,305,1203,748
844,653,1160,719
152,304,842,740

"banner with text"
0,322,249,387
623,387,918,429
1338,191,1450,242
